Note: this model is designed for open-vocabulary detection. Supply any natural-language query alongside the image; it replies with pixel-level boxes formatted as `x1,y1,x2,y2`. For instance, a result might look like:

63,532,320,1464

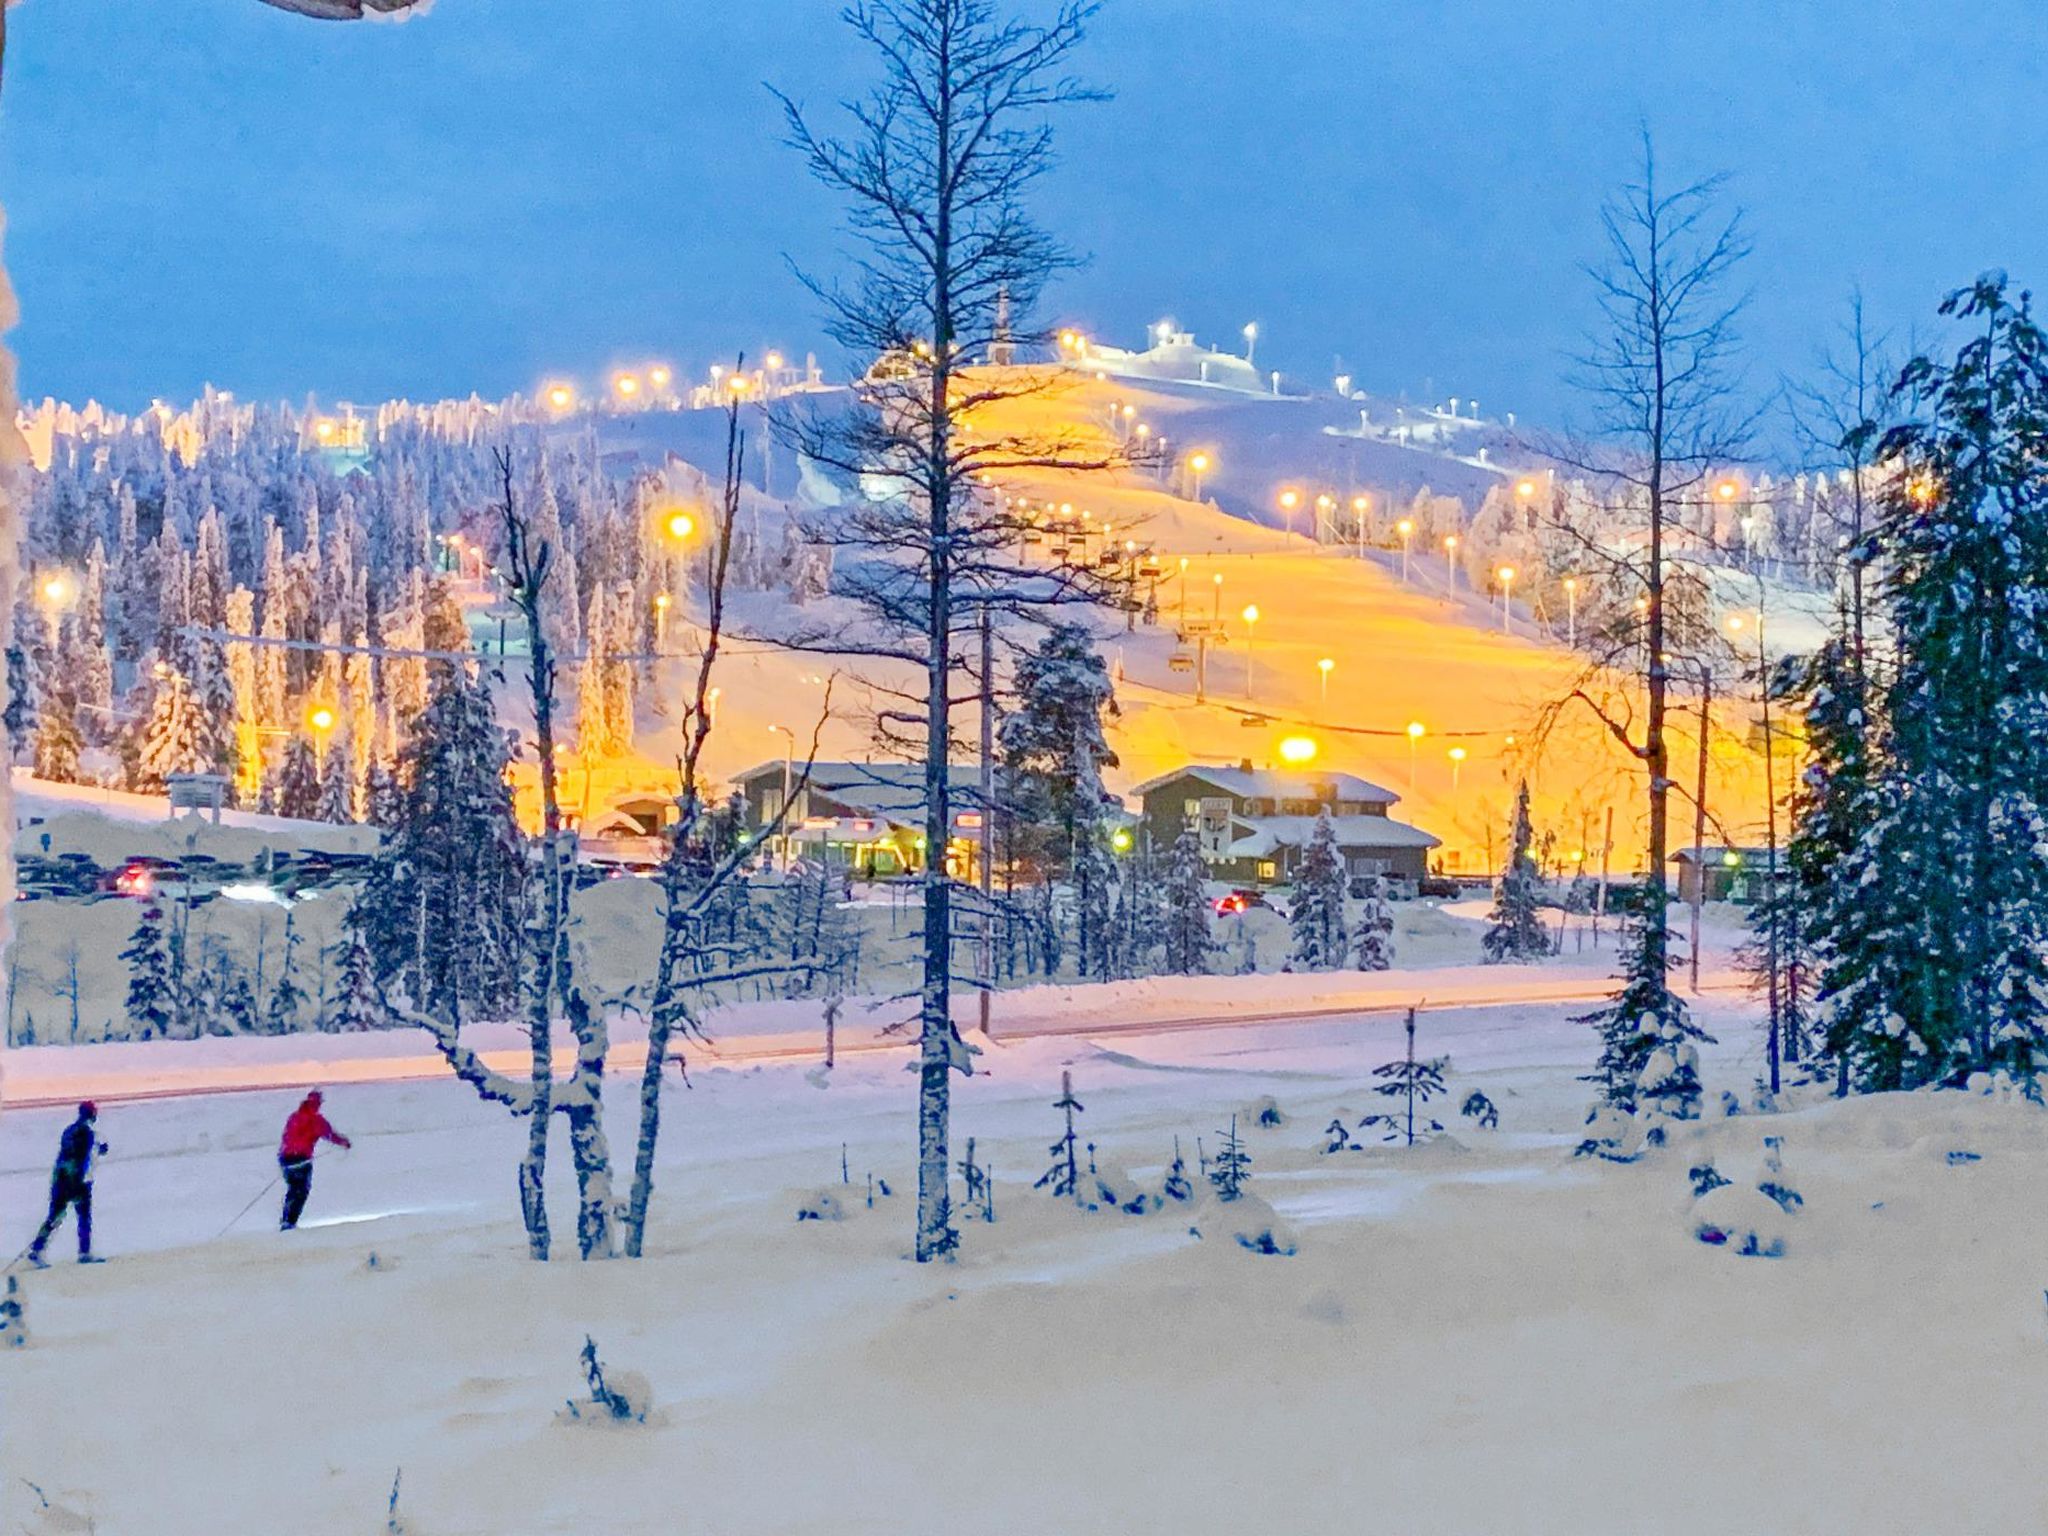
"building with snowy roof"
1129,762,1439,886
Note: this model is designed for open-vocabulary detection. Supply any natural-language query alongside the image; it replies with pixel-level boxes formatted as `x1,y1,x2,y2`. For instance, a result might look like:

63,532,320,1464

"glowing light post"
1211,572,1224,626
664,507,698,626
1187,451,1211,502
1397,517,1414,583
1278,734,1318,766
1242,322,1258,366
1496,565,1516,633
1448,744,1468,794
1241,604,1260,698
653,591,672,649
1316,494,1336,545
1444,534,1460,595
1564,576,1579,648
1729,606,1783,1089
1277,488,1301,540
307,703,337,775
1406,721,1426,794
1178,557,1190,627
1317,656,1334,708
1352,495,1370,559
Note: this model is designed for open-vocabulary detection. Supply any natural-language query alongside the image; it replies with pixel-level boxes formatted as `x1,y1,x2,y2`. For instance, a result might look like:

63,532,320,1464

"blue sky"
3,0,2042,431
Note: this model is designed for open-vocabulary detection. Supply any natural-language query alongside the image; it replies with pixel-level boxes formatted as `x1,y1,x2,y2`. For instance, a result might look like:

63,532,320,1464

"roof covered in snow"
1127,764,1400,806
1225,814,1439,856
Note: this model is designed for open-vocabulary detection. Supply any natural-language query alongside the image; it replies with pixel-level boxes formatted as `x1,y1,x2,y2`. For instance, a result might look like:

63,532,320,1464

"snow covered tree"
1848,276,2048,1088
1483,781,1550,963
132,664,210,791
272,734,321,821
326,902,386,1033
779,0,1111,1261
1034,1070,1085,1201
1578,884,1714,1138
1160,824,1215,975
1003,622,1121,970
316,719,356,823
1351,869,1395,971
120,902,176,1041
1288,808,1348,970
1361,1007,1449,1145
31,675,83,783
366,662,525,1024
266,909,307,1036
1208,1114,1251,1201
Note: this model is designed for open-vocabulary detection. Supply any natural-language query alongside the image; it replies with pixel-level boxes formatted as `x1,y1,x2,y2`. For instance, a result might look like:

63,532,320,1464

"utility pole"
1690,669,1710,994
978,608,995,1039
1595,805,1614,946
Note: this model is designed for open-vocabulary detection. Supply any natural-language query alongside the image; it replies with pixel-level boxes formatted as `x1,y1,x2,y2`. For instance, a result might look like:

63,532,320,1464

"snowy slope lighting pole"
1397,517,1413,582
1241,604,1259,698
1242,323,1257,365
1496,565,1515,632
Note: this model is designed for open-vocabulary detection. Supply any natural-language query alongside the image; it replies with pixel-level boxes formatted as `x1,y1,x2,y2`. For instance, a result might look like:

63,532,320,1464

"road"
0,964,1747,1111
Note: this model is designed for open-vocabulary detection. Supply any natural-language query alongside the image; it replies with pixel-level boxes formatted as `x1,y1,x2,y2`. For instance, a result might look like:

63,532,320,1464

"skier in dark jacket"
27,1102,106,1267
278,1090,351,1231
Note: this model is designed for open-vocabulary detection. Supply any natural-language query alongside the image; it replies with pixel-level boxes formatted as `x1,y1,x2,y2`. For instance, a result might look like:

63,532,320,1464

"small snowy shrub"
565,1335,650,1424
0,1275,24,1349
796,1190,846,1222
1693,1185,1790,1259
1460,1090,1500,1130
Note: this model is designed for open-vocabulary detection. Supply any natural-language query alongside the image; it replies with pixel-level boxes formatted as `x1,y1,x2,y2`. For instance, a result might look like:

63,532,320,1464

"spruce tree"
1579,884,1714,1137
1208,1114,1251,1200
273,735,322,821
120,902,176,1041
1351,868,1396,971
1482,781,1550,963
1160,824,1215,975
327,903,386,1033
31,678,84,783
266,909,308,1036
1856,277,2048,1087
1288,808,1348,970
1033,1070,1085,1201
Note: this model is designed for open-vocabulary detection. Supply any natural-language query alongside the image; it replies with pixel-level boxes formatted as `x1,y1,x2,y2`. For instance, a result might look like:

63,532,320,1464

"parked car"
1213,888,1270,916
1417,874,1461,899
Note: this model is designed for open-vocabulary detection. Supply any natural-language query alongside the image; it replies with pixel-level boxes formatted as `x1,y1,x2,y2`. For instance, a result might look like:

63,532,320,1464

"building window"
1258,860,1277,881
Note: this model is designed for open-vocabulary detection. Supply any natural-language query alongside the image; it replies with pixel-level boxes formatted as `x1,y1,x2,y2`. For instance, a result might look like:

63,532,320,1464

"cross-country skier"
278,1091,351,1231
27,1102,106,1268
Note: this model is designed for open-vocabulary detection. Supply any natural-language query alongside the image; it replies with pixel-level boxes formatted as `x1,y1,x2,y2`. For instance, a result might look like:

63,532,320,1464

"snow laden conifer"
1853,276,2048,1088
1352,868,1395,971
1035,1071,1086,1202
1161,824,1216,975
1288,808,1349,970
1578,884,1715,1154
133,663,210,791
1208,1114,1251,1200
1483,781,1550,963
1002,623,1121,976
326,901,386,1033
1362,1007,1449,1145
273,734,322,822
265,908,307,1036
120,902,176,1041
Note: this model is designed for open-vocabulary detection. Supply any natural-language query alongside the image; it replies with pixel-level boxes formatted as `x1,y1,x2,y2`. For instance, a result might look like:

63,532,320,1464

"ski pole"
215,1170,286,1240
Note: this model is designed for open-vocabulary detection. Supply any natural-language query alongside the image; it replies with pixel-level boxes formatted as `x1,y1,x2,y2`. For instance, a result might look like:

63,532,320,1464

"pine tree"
1034,1070,1085,1201
1578,884,1715,1137
266,909,308,1036
1161,825,1215,975
133,665,210,791
327,902,386,1033
1208,1114,1251,1201
1483,781,1550,963
1001,623,1120,963
1352,868,1396,971
1361,1007,1449,1145
1288,808,1348,970
273,734,322,821
31,676,84,783
120,902,176,1041
316,720,356,823
1852,277,2048,1088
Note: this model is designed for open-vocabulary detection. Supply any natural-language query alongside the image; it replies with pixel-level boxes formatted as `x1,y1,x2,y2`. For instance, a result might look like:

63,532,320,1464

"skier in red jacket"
277,1091,351,1231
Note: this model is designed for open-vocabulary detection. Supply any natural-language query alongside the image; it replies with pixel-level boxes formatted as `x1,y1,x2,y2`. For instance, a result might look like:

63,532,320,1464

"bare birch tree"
774,0,1116,1261
1545,130,1753,1125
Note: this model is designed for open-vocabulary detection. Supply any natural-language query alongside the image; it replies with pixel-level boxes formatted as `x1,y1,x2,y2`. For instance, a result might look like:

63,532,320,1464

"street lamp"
1496,565,1516,633
653,591,672,648
1406,720,1425,793
1187,451,1211,501
1243,322,1258,365
1277,488,1301,538
665,510,696,542
1444,533,1460,594
1317,656,1334,706
1278,734,1318,765
1211,572,1223,625
1397,517,1414,583
544,383,575,414
1315,493,1335,543
1448,744,1468,793
613,373,642,403
1564,576,1578,648
1515,478,1537,502
1351,495,1370,558
1241,604,1260,697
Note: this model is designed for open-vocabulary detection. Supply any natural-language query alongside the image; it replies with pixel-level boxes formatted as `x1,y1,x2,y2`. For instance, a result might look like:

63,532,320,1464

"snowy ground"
4,964,2044,1534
